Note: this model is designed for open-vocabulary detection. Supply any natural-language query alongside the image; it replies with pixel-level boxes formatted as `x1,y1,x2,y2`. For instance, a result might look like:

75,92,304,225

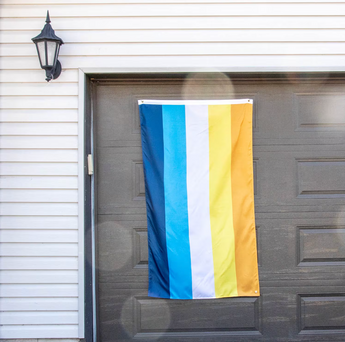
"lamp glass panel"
47,41,58,66
37,41,46,67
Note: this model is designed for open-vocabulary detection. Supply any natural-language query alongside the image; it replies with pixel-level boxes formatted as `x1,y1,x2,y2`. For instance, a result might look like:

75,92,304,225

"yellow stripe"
208,105,238,298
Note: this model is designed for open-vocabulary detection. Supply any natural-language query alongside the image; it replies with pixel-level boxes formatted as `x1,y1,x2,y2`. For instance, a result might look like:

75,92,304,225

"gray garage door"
92,74,345,341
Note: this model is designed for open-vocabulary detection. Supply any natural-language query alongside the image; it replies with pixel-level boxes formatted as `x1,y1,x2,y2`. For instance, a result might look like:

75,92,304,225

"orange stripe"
231,103,260,296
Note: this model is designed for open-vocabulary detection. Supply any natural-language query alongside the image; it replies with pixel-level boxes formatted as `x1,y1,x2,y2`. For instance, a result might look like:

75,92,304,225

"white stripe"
185,105,215,299
139,99,253,105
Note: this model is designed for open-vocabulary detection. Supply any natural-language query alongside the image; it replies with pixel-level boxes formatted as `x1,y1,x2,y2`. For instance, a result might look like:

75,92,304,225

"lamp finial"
45,10,51,24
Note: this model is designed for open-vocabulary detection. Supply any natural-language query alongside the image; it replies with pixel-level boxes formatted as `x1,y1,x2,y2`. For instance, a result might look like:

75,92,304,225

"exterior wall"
0,3,81,339
1,0,345,339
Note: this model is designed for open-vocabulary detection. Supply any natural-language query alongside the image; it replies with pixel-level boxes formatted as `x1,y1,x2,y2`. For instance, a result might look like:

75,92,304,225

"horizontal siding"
0,149,78,162
3,16,345,30
0,1,80,332
2,3,345,17
0,70,78,83
0,270,79,283
0,83,78,96
1,243,78,256
0,256,79,270
0,325,79,339
1,1,345,339
0,203,78,215
0,270,78,285
0,257,79,272
0,216,79,229
0,284,78,297
0,136,78,149
0,229,78,242
6,42,345,57
3,0,345,3
4,29,345,43
0,189,78,202
0,176,78,189
0,96,78,109
2,3,345,73
0,110,78,122
0,311,78,325
0,123,78,135
0,163,78,175
1,297,78,310
4,55,345,70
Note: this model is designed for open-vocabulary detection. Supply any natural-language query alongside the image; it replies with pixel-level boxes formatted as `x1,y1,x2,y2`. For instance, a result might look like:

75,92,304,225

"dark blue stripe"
139,104,170,299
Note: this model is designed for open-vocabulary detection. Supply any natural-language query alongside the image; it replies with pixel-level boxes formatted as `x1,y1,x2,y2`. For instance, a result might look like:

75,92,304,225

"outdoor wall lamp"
32,11,64,82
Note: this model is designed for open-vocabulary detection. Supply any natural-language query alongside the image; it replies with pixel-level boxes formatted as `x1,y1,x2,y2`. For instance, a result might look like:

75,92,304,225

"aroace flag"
139,99,260,300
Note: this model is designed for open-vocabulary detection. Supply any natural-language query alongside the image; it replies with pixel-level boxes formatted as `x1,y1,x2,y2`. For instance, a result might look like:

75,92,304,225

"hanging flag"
139,99,260,300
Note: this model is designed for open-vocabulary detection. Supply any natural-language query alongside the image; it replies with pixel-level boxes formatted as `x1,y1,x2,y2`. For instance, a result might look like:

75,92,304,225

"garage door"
92,74,345,341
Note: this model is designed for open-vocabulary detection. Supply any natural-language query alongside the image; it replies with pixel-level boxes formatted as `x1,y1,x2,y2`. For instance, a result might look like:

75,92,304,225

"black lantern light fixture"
32,11,64,82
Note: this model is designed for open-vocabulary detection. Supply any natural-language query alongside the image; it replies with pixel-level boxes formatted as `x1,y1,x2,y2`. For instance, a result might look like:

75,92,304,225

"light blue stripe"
162,104,193,300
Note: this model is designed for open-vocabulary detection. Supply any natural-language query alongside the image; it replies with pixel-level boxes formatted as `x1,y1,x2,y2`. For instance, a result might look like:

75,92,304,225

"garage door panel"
255,90,295,139
98,287,262,341
97,219,149,279
299,294,345,333
298,227,345,266
294,85,345,136
134,296,260,335
98,288,138,341
258,222,296,274
96,86,142,146
97,147,146,212
297,159,345,198
254,150,345,208
260,287,345,340
253,84,345,141
295,92,345,132
256,218,345,282
253,153,296,206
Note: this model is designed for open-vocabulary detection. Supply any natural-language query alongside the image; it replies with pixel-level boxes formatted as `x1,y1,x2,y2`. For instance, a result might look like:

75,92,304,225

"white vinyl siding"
2,2,345,71
1,0,345,339
0,2,80,335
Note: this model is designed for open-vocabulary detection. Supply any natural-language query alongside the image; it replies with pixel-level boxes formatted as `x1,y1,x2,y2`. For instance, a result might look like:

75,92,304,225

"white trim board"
80,67,345,74
78,69,86,339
